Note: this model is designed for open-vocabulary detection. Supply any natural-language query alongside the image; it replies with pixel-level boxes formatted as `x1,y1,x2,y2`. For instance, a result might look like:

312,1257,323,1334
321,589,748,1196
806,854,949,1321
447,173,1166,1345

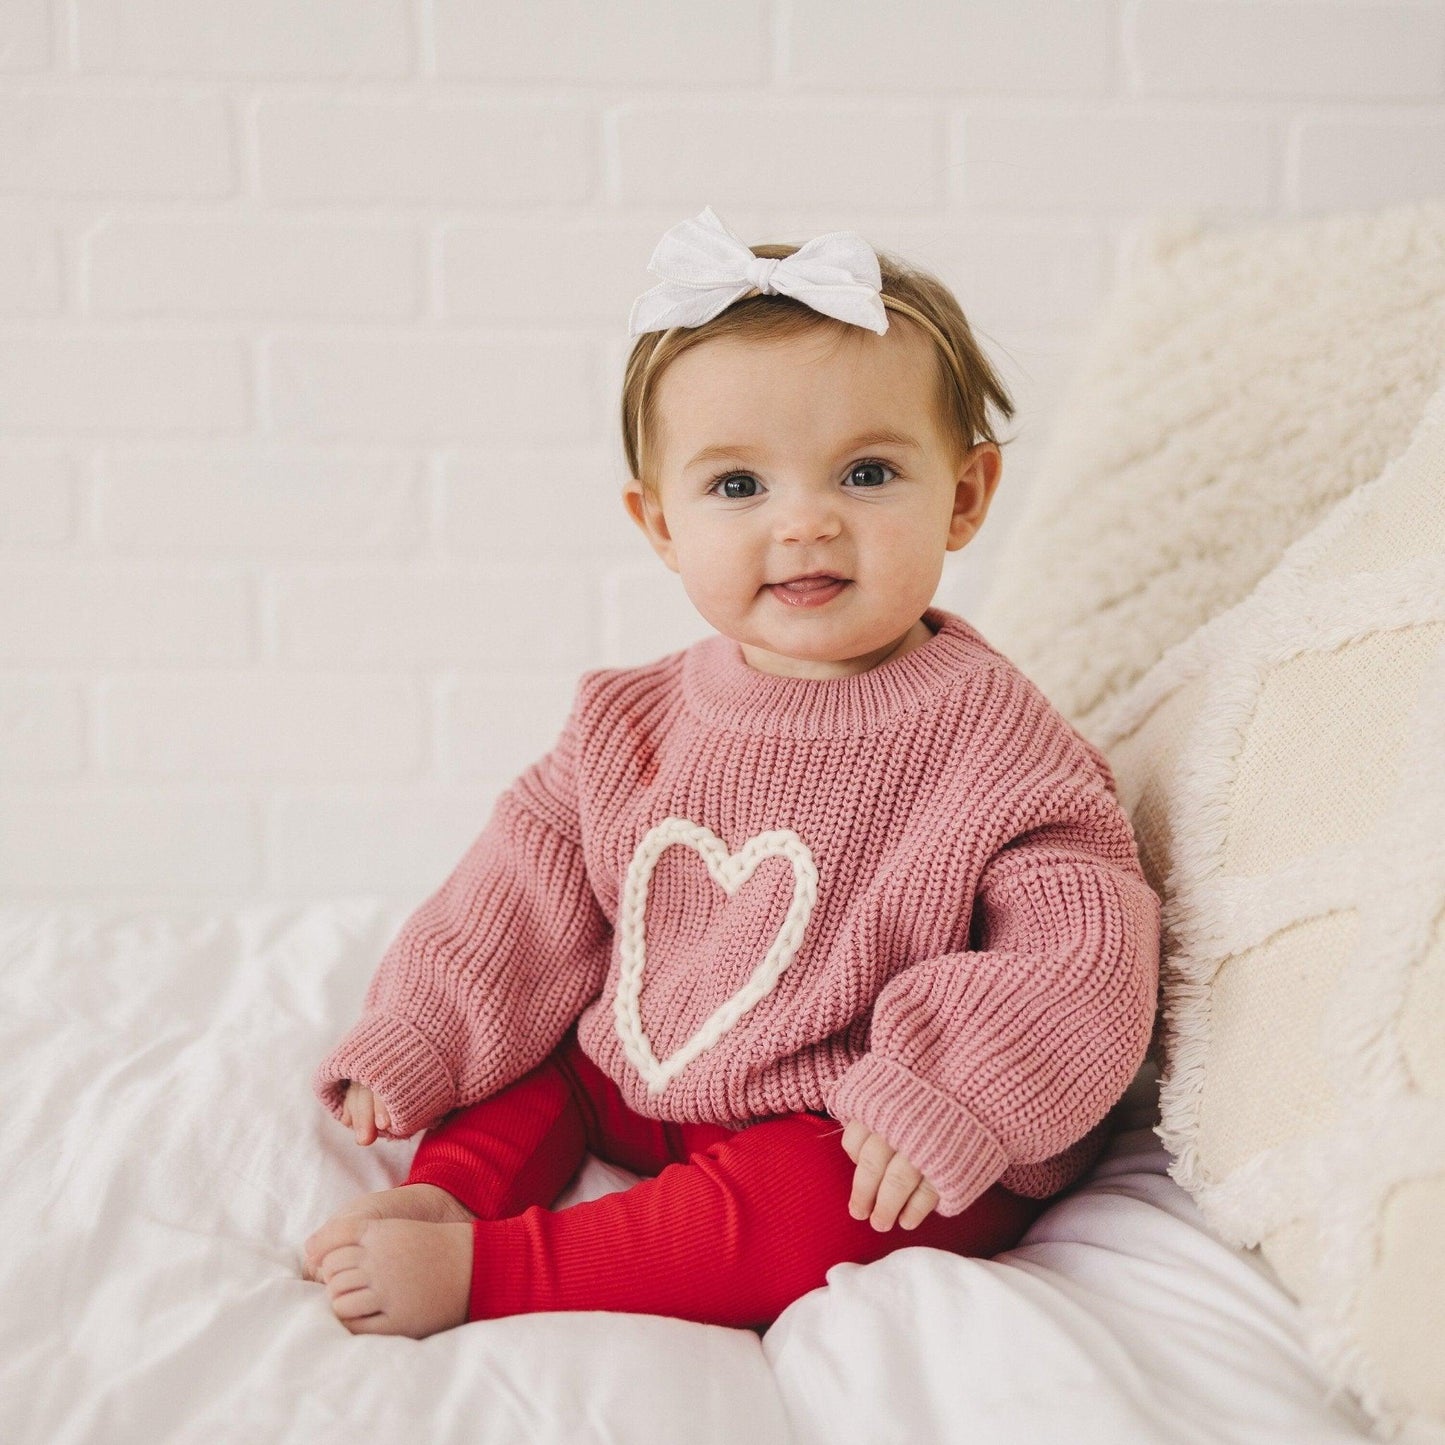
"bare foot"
302,1184,475,1282
309,1217,473,1338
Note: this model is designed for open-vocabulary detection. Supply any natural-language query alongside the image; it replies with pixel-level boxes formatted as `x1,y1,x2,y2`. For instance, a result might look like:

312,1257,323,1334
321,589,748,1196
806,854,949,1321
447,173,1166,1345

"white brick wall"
2,0,1442,908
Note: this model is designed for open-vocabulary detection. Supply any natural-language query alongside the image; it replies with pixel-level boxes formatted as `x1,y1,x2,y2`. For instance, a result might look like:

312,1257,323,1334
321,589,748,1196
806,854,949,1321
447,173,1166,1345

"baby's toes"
304,1214,370,1281
325,1260,381,1327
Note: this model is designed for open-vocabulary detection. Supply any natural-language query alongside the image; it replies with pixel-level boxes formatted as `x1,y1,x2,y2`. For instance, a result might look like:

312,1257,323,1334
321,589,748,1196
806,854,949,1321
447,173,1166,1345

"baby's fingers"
840,1119,870,1163
340,1083,375,1144
869,1152,927,1231
354,1094,377,1144
847,1133,896,1223
896,1181,940,1231
336,1081,390,1142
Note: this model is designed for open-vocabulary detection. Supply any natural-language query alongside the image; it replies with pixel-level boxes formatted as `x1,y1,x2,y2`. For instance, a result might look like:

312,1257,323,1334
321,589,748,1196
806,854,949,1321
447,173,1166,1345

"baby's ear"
620,477,646,522
620,479,680,570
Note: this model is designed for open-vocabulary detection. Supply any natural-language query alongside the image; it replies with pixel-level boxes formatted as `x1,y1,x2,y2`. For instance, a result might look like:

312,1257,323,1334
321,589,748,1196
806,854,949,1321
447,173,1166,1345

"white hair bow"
627,206,889,338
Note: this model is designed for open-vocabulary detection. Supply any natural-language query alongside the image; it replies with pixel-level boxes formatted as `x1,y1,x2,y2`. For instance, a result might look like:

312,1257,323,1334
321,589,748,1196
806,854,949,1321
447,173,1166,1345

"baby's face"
622,318,1001,678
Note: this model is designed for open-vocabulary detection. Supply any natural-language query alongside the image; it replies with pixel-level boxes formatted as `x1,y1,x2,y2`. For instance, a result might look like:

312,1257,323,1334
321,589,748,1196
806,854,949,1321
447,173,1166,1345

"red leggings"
403,1024,1046,1332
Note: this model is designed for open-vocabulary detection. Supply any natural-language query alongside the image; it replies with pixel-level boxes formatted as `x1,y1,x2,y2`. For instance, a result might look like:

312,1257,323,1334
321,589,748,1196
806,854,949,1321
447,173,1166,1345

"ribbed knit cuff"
824,1052,1009,1218
311,1010,457,1140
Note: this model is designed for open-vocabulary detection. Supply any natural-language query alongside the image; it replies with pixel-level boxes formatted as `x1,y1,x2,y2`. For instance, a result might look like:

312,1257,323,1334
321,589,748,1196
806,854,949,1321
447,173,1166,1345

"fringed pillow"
1088,381,1445,1435
973,199,1445,740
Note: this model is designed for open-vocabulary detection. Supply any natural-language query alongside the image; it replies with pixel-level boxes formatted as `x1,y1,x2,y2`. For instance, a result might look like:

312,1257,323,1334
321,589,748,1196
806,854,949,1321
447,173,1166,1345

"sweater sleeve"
311,674,613,1140
823,772,1161,1218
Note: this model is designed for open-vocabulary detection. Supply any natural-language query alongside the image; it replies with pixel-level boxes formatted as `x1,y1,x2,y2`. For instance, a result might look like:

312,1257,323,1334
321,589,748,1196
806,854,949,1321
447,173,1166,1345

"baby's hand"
339,1080,392,1146
840,1119,940,1232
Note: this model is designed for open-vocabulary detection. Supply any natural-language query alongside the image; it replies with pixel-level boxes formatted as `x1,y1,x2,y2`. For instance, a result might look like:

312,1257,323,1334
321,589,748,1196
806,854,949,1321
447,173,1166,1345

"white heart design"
613,816,819,1095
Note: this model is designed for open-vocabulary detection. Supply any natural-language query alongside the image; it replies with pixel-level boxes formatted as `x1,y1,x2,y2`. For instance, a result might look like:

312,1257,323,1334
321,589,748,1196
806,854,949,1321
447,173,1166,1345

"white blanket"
0,902,1380,1444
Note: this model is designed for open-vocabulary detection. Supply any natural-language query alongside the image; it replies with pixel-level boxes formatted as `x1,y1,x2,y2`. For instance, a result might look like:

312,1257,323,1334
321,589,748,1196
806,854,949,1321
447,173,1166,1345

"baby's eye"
706,460,897,500
709,472,761,500
846,460,897,488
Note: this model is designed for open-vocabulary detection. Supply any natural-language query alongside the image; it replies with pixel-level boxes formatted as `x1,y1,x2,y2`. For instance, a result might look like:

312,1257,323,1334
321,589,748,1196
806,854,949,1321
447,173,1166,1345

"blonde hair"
621,239,1017,498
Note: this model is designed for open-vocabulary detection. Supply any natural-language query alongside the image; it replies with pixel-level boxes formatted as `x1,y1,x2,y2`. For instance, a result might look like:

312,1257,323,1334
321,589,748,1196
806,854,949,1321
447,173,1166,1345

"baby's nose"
774,507,841,545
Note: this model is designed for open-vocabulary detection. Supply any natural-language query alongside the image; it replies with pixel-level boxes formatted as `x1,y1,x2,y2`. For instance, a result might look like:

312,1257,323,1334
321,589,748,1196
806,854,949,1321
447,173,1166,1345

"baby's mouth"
769,569,852,587
766,576,852,606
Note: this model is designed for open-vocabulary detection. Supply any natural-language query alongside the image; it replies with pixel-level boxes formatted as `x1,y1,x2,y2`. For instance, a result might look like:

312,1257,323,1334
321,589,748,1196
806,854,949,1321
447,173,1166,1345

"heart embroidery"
613,816,819,1095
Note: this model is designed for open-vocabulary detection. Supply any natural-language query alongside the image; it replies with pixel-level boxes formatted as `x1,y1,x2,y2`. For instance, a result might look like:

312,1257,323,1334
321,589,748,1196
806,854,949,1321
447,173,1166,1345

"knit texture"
312,606,1162,1218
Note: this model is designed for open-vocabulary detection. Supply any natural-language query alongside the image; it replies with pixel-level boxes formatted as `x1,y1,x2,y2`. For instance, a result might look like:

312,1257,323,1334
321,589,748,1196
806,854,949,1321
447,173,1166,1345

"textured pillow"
973,199,1445,739
1082,379,1445,1435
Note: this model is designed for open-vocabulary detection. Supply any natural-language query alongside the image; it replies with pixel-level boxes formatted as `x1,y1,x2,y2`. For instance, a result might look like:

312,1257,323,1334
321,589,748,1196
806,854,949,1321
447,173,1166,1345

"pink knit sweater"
313,605,1161,1218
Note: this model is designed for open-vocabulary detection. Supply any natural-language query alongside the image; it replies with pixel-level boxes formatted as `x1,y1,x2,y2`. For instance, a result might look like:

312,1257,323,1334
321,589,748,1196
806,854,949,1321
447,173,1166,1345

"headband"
628,205,889,337
627,206,971,477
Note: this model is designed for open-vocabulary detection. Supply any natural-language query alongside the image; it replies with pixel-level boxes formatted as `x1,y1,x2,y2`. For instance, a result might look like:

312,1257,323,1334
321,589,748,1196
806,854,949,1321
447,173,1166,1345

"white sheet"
0,902,1383,1444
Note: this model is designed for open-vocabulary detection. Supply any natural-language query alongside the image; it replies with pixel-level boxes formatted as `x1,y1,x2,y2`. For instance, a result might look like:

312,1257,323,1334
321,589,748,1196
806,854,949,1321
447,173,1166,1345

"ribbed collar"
681,606,987,738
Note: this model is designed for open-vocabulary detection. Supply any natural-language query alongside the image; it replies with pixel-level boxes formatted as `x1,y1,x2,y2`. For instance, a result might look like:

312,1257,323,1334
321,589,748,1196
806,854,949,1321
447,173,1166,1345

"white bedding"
0,901,1382,1445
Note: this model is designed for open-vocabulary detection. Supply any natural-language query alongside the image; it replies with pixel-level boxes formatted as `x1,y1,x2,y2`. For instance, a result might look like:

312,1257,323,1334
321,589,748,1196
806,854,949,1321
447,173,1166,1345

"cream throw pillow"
1085,379,1445,1436
973,199,1445,739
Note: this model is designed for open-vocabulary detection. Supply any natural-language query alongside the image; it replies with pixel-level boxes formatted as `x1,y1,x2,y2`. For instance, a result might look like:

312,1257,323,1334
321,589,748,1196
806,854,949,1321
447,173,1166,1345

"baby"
301,206,1162,1339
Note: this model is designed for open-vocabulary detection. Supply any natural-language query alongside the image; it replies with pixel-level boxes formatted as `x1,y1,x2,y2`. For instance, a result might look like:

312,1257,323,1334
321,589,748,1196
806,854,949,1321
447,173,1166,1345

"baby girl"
301,206,1162,1339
